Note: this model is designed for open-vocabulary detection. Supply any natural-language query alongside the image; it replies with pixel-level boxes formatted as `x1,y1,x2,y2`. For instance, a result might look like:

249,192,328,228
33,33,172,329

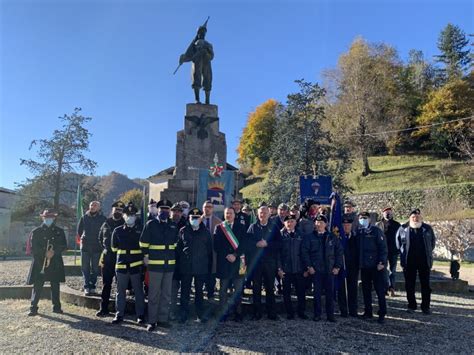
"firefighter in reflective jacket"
110,203,145,325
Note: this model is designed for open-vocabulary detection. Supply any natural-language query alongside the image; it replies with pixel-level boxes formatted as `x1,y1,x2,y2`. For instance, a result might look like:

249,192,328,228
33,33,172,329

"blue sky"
1,0,472,189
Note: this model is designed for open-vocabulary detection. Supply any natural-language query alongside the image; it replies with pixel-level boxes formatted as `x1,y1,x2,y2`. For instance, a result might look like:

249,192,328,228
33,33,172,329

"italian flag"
219,222,239,250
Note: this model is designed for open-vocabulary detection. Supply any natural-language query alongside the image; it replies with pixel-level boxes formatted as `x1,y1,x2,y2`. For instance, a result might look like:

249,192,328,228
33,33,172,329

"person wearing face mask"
96,201,125,317
111,203,145,325
27,209,67,316
139,199,178,331
375,207,401,297
147,199,158,221
396,209,436,315
77,200,107,296
356,211,388,324
176,208,213,323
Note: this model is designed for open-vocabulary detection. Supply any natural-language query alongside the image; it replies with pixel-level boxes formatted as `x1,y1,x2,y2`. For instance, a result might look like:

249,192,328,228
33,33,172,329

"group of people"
27,197,436,331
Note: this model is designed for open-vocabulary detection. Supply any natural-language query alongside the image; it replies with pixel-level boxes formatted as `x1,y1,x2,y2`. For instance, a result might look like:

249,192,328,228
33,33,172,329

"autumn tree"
237,99,280,174
20,108,96,211
118,188,143,211
324,38,406,175
435,23,471,81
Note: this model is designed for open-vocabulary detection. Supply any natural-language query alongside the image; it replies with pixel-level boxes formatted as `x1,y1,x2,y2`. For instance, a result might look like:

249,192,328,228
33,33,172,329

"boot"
205,90,210,105
194,88,201,104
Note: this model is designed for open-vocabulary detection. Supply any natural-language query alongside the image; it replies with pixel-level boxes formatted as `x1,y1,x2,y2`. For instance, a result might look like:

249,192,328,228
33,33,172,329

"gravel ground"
0,291,473,353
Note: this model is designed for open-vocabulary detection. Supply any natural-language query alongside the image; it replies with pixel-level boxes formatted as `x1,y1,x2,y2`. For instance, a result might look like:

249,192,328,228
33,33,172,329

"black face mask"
113,212,123,220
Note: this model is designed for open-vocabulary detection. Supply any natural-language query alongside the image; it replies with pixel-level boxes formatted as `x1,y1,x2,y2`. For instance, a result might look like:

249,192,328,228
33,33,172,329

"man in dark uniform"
396,208,436,315
140,199,178,331
110,203,145,324
27,209,67,316
169,202,186,320
278,214,308,320
232,198,251,231
147,199,158,221
356,211,388,324
246,203,280,320
214,207,247,322
301,214,343,322
176,208,213,323
96,200,125,317
376,207,401,296
337,214,360,317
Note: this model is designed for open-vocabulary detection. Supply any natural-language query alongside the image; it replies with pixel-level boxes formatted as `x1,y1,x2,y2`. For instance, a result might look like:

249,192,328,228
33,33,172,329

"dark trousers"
219,277,245,317
337,267,359,316
404,264,431,311
313,272,334,318
387,253,398,289
99,255,116,312
30,276,61,311
252,261,277,316
361,267,387,317
282,273,306,316
204,273,217,298
180,274,206,318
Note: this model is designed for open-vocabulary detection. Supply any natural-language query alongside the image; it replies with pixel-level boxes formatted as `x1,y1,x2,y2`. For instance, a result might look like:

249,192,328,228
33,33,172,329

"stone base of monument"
0,285,51,300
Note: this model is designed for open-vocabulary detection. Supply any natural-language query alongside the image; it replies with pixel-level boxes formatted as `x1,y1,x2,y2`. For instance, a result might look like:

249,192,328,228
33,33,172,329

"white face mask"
409,221,422,229
43,218,54,227
359,218,369,229
190,219,200,229
125,216,136,226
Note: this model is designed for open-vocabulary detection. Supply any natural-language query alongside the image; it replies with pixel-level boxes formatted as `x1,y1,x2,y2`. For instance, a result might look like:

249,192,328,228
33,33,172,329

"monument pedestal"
160,103,227,206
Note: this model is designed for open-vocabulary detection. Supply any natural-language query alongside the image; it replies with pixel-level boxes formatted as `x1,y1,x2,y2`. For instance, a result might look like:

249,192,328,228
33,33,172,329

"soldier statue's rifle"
173,16,210,75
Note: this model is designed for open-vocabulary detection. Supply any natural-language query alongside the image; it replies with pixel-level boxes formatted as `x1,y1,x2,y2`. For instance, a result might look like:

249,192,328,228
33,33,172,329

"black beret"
409,208,421,216
359,211,370,218
111,200,125,209
315,214,328,223
189,208,202,216
170,203,183,211
284,214,297,222
342,214,354,223
123,203,138,215
157,199,173,208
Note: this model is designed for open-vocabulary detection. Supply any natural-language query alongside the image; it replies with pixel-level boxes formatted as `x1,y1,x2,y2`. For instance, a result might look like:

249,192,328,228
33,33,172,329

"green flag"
75,185,84,246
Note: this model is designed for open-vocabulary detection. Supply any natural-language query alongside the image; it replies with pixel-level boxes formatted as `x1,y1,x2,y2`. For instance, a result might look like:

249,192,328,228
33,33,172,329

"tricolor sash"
219,222,246,275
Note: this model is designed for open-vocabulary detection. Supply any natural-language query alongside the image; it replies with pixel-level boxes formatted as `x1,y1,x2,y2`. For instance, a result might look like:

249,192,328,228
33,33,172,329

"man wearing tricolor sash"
214,207,247,322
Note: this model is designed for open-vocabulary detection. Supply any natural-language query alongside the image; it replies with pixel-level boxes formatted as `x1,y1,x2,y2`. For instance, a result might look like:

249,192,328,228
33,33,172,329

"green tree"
237,99,280,174
435,23,471,81
265,80,352,203
20,108,96,211
118,188,143,210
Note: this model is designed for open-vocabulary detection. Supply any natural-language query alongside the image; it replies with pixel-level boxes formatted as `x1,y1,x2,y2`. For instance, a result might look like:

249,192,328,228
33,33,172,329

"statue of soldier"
178,18,214,105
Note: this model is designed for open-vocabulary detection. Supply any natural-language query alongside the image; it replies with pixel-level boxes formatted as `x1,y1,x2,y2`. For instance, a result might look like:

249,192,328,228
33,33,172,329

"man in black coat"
214,207,247,322
278,214,308,320
396,208,436,315
77,200,106,295
232,198,251,231
301,214,343,322
246,203,281,320
356,211,388,324
96,201,125,317
27,209,67,316
376,207,401,296
169,202,186,320
176,208,213,323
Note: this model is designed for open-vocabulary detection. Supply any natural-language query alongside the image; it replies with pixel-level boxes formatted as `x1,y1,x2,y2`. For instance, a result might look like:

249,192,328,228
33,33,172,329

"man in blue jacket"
301,214,343,322
356,211,388,324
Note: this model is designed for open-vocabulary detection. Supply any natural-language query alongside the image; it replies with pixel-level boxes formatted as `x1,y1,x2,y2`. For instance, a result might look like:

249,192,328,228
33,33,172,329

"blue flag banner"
300,175,332,204
197,169,235,217
330,191,348,301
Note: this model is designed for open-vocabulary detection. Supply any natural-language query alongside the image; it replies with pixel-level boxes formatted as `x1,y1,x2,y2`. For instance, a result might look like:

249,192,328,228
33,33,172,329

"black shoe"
406,308,416,314
313,315,321,322
28,309,38,316
96,309,110,317
251,313,262,321
298,313,309,320
147,323,156,332
327,316,336,323
268,314,279,321
377,316,385,324
137,316,146,324
53,308,63,314
359,313,373,320
157,321,172,328
112,316,123,324
287,313,295,320
422,309,431,315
